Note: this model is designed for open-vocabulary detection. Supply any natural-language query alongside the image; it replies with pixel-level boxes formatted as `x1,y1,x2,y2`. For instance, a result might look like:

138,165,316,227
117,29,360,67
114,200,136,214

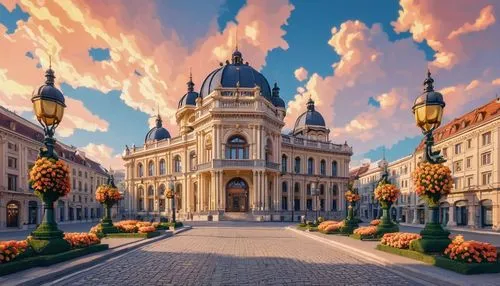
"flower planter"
0,244,108,277
376,244,500,275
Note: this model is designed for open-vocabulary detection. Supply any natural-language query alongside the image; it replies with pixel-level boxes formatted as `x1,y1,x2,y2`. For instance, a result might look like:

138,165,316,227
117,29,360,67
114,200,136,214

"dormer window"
476,112,485,122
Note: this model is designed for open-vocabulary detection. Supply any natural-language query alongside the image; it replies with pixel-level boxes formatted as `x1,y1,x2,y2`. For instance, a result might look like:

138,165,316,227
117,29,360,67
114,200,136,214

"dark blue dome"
294,98,326,131
199,49,272,100
178,74,199,108
145,115,171,143
32,68,66,107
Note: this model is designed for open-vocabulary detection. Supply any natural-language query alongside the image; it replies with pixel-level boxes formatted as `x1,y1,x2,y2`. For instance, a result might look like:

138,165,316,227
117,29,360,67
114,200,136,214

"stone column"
412,207,418,224
447,205,456,227
220,172,225,210
252,171,257,210
468,204,476,228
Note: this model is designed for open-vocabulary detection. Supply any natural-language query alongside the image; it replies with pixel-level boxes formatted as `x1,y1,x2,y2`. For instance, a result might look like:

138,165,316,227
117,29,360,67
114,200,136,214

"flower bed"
0,243,108,276
351,226,378,240
318,221,344,234
105,231,161,239
377,234,500,275
380,232,421,249
370,219,381,226
64,233,100,248
444,235,497,264
0,240,28,264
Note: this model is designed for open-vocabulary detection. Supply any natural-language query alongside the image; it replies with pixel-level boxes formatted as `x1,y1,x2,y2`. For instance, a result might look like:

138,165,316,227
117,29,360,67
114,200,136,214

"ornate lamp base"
376,205,399,237
411,210,451,253
100,205,119,234
341,204,359,234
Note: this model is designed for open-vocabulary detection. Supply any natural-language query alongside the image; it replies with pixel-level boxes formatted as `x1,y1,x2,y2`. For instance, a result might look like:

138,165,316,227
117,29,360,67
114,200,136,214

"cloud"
392,0,498,69
294,67,308,81
80,143,124,171
0,0,294,136
448,5,495,39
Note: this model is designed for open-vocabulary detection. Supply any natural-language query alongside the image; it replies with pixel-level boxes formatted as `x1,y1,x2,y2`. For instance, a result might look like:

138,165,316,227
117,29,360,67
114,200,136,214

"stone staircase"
220,212,258,221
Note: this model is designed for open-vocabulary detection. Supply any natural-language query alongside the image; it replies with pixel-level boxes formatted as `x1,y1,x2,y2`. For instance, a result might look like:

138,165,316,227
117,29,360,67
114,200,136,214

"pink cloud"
1,0,294,137
392,0,498,69
294,67,308,81
80,143,124,171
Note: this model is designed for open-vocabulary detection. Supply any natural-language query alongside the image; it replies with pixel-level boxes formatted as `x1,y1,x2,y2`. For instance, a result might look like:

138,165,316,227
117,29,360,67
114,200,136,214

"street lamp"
311,179,320,222
412,70,446,164
411,70,450,253
165,176,176,223
29,61,71,254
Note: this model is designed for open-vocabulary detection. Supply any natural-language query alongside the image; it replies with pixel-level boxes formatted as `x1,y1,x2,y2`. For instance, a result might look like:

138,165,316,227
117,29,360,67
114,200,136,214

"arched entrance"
481,199,493,227
455,200,468,226
226,178,248,212
7,201,20,228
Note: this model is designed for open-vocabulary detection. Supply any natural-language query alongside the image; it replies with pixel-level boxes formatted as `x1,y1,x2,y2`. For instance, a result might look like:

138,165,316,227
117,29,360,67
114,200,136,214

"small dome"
32,68,65,107
199,49,272,99
178,73,199,108
145,115,171,143
271,82,285,108
293,98,326,132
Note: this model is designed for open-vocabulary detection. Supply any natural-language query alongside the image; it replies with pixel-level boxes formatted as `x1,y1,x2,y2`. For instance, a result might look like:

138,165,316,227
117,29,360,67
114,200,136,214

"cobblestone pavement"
52,226,424,286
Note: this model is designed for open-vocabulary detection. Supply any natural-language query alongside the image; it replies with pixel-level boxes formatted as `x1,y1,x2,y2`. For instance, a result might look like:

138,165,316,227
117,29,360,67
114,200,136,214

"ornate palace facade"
123,49,352,221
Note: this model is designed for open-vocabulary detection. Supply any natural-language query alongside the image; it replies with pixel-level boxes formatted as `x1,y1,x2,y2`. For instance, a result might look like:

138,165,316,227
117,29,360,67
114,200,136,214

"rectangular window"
481,172,492,185
466,176,473,187
78,171,82,177
78,181,82,191
481,152,491,166
442,148,448,157
7,174,17,191
482,132,491,146
85,172,88,178
467,139,472,149
454,160,463,172
466,156,472,169
331,199,337,211
281,196,288,210
454,143,462,155
7,142,18,152
7,157,17,169
306,199,312,211
73,169,76,176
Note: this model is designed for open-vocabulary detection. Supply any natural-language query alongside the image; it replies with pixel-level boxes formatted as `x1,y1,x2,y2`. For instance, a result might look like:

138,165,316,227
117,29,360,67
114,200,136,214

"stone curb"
2,226,192,286
399,223,500,236
286,227,459,286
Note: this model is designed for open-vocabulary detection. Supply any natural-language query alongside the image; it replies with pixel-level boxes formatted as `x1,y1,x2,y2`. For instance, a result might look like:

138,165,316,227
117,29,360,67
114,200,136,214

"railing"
197,160,280,171
282,135,352,154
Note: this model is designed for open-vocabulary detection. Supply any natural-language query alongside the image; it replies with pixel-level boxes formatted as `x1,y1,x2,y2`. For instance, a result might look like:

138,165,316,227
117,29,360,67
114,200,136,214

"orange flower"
95,184,122,205
374,183,400,203
345,191,360,203
353,226,377,236
0,240,28,264
29,157,71,197
443,235,497,264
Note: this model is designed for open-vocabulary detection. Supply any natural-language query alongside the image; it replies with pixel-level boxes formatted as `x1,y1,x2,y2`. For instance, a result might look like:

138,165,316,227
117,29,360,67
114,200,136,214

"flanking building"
0,106,109,231
122,49,352,221
352,98,500,231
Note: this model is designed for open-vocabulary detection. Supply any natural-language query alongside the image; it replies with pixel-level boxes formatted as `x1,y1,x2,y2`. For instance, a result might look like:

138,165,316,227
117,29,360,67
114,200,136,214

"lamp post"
29,62,71,254
411,70,450,253
311,180,320,222
166,176,176,223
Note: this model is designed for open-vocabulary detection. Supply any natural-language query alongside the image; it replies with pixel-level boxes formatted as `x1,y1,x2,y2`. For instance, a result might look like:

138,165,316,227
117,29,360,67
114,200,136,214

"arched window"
226,135,249,159
147,186,154,197
294,157,301,174
332,184,338,196
320,184,325,195
159,159,166,175
159,184,166,196
332,161,338,177
148,161,154,176
147,186,154,211
137,163,144,177
6,201,20,227
281,155,288,173
175,184,182,210
137,187,144,211
159,184,166,212
173,155,182,173
265,138,273,162
282,181,288,193
307,158,314,175
320,160,326,176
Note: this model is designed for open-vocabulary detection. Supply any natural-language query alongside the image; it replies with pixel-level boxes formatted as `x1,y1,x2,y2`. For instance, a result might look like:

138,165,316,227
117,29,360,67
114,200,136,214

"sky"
1,0,499,170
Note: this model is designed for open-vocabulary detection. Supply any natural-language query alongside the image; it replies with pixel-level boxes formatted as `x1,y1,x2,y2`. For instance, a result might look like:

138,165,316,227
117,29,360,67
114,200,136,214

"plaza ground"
47,224,425,286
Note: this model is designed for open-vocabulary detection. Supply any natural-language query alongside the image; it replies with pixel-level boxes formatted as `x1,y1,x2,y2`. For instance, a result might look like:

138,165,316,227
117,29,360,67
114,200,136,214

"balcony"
281,135,352,154
197,159,280,171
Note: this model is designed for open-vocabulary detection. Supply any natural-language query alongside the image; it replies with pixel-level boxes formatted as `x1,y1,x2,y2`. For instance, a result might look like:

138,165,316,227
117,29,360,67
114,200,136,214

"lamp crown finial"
45,56,55,86
423,69,434,92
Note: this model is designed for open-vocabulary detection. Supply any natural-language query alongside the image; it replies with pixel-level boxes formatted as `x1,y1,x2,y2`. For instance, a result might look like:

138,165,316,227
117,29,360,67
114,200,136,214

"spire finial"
45,55,55,86
307,95,315,111
423,68,435,92
235,27,239,51
272,82,280,97
187,68,195,92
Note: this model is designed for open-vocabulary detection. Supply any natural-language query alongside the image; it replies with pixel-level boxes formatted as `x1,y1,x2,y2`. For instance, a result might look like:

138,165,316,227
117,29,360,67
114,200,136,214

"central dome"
199,49,272,100
293,98,326,132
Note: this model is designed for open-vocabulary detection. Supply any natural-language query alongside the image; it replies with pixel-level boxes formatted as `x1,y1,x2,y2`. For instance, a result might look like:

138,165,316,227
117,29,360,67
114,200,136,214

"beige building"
352,98,500,231
123,49,352,221
0,106,109,231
